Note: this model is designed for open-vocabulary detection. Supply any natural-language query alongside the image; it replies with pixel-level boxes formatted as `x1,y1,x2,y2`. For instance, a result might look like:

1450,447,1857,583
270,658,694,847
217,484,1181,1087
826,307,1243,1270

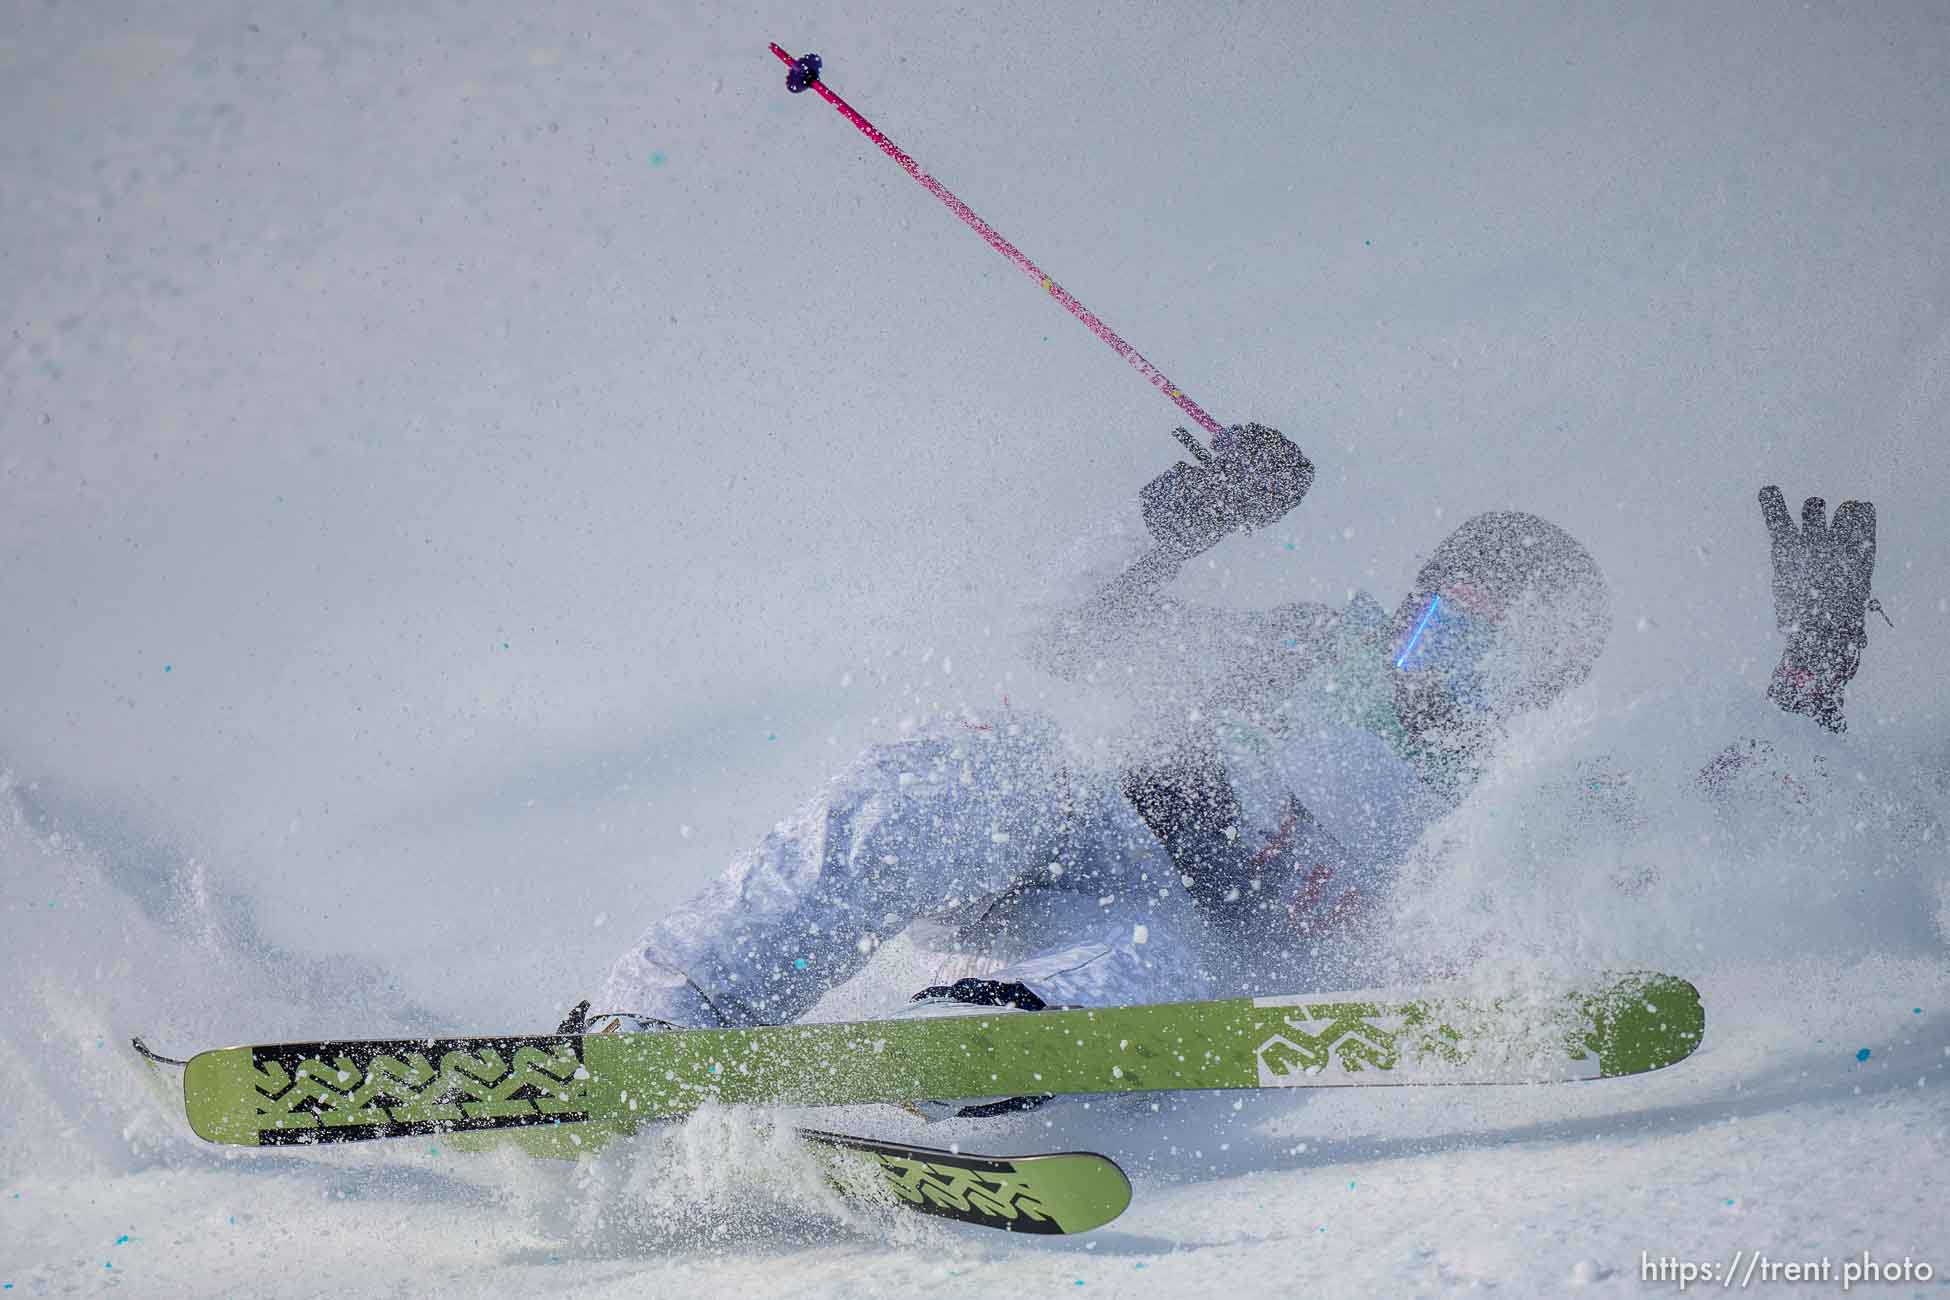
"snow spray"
768,44,1226,442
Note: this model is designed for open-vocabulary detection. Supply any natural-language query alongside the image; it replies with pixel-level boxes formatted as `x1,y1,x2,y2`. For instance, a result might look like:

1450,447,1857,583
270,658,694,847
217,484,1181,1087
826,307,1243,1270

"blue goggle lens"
1395,593,1496,677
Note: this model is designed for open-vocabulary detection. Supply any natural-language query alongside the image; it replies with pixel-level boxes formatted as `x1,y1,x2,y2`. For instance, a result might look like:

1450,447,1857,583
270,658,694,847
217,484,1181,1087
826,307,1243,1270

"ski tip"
1584,972,1706,1077
131,1037,189,1068
182,1046,275,1145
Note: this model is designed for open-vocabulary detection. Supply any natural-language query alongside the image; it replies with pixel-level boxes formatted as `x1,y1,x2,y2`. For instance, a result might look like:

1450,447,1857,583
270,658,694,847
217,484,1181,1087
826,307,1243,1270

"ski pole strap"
767,43,1227,440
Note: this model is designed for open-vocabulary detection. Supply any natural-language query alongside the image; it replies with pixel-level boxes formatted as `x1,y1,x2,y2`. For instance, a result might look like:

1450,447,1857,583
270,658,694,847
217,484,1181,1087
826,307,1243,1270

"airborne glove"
1139,422,1313,562
1757,486,1877,733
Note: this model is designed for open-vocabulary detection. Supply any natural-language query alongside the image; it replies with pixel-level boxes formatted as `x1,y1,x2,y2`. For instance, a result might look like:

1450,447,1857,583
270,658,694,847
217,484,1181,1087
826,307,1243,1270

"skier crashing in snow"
594,425,1878,1072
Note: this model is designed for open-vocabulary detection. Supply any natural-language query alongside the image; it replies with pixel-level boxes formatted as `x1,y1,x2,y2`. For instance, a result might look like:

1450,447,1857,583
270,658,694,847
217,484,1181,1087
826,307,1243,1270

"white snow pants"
600,714,1211,1027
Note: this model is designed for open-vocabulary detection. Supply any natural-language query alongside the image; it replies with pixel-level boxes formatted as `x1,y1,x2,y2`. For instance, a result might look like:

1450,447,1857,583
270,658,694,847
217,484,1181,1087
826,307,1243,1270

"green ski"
131,1040,1131,1233
797,1130,1131,1234
158,971,1702,1149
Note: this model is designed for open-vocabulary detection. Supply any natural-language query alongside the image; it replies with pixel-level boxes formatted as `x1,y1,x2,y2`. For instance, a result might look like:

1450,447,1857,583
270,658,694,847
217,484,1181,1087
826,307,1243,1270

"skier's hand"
912,978,1049,1012
1139,423,1313,561
1757,485,1877,733
1757,486,1876,641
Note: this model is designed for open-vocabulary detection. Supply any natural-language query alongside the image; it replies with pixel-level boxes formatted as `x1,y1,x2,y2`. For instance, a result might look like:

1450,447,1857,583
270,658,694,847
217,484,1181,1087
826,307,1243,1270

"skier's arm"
1755,485,1879,733
1026,423,1332,697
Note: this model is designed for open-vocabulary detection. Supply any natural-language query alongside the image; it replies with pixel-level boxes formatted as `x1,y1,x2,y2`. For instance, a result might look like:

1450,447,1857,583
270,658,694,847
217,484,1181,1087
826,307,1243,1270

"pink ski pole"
768,44,1227,443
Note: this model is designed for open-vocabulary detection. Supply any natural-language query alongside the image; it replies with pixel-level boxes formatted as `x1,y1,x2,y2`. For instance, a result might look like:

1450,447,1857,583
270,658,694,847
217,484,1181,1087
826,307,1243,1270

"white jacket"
603,499,1454,1026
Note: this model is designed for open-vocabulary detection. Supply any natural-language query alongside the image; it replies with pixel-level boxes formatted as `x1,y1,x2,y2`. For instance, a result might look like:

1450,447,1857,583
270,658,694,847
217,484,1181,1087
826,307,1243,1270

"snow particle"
1132,924,1148,945
1570,1259,1607,1284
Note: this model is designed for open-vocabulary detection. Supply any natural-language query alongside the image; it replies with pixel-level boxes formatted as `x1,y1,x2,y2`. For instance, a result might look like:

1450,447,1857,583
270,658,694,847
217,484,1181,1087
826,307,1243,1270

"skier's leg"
978,891,1213,1007
601,714,1080,1027
903,773,1215,1009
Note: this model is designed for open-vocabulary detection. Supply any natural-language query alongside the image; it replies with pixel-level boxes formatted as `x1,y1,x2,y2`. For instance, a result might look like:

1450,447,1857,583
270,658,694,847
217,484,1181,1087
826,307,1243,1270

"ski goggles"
1393,588,1504,708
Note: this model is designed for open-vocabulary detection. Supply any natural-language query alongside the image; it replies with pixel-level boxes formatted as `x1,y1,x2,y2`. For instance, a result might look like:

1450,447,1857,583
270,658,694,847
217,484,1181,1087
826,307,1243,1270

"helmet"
1387,512,1610,731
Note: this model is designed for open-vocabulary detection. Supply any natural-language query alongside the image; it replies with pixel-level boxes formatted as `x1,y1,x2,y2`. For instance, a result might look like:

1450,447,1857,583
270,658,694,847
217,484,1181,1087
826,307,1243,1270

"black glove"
1139,423,1313,562
1757,486,1876,733
911,978,1047,1011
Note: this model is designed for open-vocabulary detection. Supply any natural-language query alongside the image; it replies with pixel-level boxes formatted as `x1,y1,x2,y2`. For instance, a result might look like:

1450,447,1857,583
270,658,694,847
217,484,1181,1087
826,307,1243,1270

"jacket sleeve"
1018,497,1347,715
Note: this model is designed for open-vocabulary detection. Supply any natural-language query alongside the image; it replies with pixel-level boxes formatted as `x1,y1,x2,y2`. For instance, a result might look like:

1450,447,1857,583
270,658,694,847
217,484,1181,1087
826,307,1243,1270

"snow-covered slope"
4,695,1946,1294
5,1,1948,1295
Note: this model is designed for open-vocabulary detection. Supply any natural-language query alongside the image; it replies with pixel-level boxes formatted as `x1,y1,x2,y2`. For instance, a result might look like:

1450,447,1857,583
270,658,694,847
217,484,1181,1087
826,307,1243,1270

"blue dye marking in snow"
1348,1180,1356,1189
650,151,667,166
116,1235,128,1245
1915,1008,1923,1014
766,732,777,741
792,957,808,970
1856,1048,1871,1061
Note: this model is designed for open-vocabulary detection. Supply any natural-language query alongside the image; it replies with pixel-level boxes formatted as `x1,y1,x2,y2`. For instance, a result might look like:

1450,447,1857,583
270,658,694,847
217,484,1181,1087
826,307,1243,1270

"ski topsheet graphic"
168,972,1702,1148
130,1041,1131,1233
799,1131,1131,1234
